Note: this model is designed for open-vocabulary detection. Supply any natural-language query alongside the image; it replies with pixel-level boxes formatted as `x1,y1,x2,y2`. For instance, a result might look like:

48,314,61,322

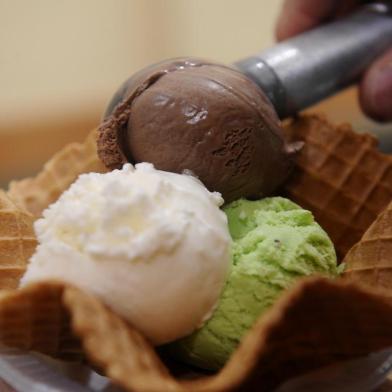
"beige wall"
0,0,390,152
0,0,283,127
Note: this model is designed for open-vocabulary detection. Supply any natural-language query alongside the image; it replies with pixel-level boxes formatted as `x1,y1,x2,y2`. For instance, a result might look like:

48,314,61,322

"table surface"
0,376,391,392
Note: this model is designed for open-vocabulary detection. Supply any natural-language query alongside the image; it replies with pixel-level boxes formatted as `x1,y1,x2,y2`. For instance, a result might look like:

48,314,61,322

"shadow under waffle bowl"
1,279,392,391
283,114,392,260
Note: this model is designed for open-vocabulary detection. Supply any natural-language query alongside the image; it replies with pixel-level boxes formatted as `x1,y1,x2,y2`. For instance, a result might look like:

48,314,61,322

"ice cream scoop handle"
234,2,392,119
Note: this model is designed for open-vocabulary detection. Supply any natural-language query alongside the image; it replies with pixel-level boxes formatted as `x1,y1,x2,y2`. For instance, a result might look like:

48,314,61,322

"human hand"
276,0,392,122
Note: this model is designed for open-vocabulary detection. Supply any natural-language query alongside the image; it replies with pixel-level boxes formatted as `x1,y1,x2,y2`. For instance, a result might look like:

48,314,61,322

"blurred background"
1,0,391,187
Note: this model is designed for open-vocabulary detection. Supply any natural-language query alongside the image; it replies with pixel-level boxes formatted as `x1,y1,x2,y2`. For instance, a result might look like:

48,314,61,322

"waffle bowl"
343,199,392,293
283,114,392,260
7,129,107,219
0,113,391,391
0,277,392,391
0,191,37,290
0,283,81,361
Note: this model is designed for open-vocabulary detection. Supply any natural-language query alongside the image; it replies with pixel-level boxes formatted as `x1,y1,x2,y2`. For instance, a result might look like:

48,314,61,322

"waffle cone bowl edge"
283,114,392,260
343,199,392,293
1,277,392,391
7,129,108,219
0,113,392,391
0,191,37,290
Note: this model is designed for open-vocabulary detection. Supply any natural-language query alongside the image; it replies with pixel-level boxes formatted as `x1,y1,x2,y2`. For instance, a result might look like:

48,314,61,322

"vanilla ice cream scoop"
21,163,231,345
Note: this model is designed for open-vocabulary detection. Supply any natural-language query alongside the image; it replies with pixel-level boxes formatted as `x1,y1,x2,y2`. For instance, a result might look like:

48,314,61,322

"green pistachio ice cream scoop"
169,197,340,370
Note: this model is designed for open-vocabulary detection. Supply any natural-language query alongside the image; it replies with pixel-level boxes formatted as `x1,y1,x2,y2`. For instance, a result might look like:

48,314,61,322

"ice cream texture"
21,163,231,345
98,57,300,203
170,197,339,370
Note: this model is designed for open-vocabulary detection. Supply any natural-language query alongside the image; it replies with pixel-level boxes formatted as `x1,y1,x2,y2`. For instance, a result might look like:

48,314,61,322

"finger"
276,0,340,41
359,48,392,122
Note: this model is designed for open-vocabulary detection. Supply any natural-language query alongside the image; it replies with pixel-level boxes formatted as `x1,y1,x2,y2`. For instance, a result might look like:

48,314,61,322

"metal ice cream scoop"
101,1,392,198
234,2,392,119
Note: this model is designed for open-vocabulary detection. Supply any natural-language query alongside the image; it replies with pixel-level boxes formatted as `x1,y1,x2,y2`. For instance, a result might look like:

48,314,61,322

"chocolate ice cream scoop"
99,3,392,202
98,58,298,203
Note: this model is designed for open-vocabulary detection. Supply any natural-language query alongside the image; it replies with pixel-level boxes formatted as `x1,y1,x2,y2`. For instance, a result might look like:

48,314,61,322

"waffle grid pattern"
0,283,81,359
284,115,392,258
1,279,392,391
343,200,392,291
0,191,36,289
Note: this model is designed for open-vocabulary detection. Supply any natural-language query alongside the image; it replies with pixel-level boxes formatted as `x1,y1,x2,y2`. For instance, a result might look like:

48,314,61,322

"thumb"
359,48,392,122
